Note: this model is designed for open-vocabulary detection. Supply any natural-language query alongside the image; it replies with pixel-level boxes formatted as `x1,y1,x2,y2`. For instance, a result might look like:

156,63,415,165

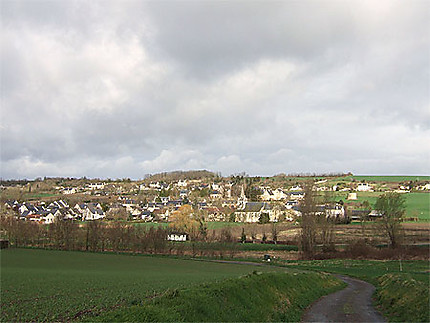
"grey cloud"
1,0,429,179
144,1,358,80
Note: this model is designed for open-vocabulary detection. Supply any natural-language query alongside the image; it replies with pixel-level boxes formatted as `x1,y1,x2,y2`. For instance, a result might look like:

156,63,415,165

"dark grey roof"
241,202,271,212
87,205,104,215
290,191,304,195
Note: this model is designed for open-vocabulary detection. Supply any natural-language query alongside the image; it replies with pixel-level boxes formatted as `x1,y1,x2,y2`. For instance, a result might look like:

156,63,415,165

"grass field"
132,221,242,230
404,193,430,220
350,175,430,182
24,192,59,199
1,248,286,322
280,259,429,283
334,191,429,221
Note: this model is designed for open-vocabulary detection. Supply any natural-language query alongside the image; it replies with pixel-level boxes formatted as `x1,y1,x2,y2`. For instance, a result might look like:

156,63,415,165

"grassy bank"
89,271,344,322
281,259,429,322
377,273,429,322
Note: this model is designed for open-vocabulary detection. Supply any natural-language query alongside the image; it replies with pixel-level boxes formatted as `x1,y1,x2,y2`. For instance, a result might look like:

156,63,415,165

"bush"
345,239,375,258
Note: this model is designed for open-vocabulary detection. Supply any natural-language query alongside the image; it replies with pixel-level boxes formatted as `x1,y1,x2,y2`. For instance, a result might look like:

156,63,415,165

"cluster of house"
57,179,234,200
54,180,430,198
9,176,426,225
235,186,345,223
4,179,350,225
117,197,188,222
58,182,107,195
4,200,106,223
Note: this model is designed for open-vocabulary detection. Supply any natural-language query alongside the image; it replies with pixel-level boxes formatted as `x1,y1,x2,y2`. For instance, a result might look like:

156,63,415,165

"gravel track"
302,275,386,323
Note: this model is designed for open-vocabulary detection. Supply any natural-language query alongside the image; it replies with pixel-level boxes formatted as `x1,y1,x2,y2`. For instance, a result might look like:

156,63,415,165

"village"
3,173,429,227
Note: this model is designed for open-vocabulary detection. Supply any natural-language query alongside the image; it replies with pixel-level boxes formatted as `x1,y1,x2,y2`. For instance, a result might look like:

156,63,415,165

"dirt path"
302,275,386,323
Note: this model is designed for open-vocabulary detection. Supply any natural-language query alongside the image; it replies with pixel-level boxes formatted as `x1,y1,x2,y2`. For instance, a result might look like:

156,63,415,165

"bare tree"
318,192,336,252
271,223,278,245
299,182,317,258
86,221,102,252
375,192,406,248
49,218,78,250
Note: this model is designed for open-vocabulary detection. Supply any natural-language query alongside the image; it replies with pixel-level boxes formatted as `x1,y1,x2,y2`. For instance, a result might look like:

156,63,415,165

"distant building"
356,183,373,192
347,193,357,200
167,232,188,242
235,202,283,223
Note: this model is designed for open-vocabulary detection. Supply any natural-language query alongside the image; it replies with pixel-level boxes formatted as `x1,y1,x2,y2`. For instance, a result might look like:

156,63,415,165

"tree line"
0,217,239,258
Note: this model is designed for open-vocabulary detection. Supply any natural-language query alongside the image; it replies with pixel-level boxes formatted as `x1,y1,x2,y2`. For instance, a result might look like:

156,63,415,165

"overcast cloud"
1,0,429,179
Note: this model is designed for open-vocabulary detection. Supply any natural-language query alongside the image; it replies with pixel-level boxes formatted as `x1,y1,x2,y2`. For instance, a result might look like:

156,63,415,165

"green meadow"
1,248,286,322
333,191,429,221
132,221,242,230
350,175,430,182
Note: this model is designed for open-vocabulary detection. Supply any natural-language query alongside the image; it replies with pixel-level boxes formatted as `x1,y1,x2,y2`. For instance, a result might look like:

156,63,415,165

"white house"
347,193,357,200
167,232,188,241
210,190,222,199
62,187,77,194
83,206,105,220
179,190,189,199
177,180,188,187
290,185,302,191
417,183,430,191
356,183,373,192
43,212,57,224
87,183,105,190
235,202,284,223
139,184,150,191
325,204,345,219
289,191,305,200
75,203,105,220
261,188,288,201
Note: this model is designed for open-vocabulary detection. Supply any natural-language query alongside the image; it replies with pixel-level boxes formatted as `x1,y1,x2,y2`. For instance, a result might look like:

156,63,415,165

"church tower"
237,185,248,209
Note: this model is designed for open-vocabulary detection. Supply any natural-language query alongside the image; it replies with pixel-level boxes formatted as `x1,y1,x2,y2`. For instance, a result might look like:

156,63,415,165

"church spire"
237,185,248,209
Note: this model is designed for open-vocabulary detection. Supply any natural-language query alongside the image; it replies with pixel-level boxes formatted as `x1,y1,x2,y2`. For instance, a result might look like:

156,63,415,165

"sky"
1,0,429,180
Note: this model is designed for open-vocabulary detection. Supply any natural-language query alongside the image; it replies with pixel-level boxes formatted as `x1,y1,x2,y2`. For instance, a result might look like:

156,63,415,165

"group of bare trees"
1,217,171,254
0,215,241,258
299,181,406,258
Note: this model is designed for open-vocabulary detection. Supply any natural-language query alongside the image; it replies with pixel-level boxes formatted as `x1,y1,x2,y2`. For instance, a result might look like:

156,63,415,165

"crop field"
1,248,286,322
